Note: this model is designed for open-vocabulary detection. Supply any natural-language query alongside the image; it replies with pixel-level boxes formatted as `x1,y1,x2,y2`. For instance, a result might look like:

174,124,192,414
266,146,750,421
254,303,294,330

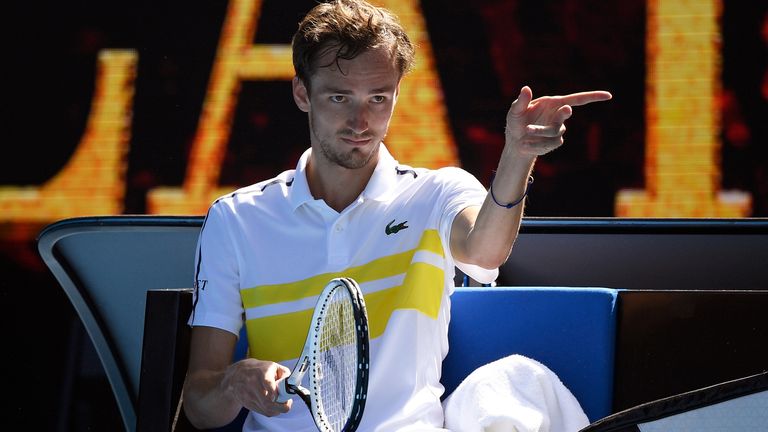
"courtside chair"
38,216,768,431
38,216,620,431
37,216,203,431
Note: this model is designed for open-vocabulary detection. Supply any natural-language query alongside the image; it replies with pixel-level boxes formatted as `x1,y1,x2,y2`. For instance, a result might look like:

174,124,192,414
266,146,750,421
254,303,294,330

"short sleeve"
435,167,499,285
189,201,245,336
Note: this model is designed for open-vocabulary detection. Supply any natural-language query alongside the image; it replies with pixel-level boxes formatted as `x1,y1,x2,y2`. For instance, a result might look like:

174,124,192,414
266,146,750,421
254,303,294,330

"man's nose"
347,103,369,135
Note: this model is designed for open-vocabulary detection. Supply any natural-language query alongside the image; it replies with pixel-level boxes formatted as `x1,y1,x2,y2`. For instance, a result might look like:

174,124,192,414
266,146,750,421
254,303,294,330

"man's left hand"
504,86,612,158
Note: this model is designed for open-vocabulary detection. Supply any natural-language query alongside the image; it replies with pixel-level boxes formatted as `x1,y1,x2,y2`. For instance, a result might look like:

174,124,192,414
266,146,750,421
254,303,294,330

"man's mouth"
341,136,373,146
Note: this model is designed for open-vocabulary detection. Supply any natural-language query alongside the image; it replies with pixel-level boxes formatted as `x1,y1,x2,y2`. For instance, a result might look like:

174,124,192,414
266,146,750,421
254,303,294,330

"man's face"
293,46,401,171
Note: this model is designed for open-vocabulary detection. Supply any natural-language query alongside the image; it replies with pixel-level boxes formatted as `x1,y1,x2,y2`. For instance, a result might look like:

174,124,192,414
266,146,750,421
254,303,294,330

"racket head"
307,277,370,432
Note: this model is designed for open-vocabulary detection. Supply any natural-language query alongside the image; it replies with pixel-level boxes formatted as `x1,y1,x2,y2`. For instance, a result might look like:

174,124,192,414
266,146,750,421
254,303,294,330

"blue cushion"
442,286,619,422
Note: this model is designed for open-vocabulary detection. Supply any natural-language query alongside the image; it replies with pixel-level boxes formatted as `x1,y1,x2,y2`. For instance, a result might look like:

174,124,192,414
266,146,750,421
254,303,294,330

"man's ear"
292,76,310,112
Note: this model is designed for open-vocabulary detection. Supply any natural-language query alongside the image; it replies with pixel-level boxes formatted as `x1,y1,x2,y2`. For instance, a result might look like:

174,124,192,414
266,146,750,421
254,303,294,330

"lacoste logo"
385,219,409,235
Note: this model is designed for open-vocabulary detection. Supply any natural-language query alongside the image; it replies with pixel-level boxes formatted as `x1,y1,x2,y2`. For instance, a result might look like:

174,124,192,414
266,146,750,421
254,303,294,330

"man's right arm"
182,326,292,428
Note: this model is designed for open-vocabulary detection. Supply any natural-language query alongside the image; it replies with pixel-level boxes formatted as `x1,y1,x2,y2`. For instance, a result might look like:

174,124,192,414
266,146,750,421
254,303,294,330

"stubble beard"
311,117,382,170
317,136,377,170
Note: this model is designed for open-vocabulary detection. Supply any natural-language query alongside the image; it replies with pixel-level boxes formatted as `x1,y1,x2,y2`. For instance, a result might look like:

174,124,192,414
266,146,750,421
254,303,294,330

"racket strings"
314,287,358,431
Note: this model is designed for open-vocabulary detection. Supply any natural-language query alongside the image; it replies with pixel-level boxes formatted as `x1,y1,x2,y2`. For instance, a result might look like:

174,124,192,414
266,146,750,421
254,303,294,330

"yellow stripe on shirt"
243,229,446,361
363,262,445,338
240,229,444,309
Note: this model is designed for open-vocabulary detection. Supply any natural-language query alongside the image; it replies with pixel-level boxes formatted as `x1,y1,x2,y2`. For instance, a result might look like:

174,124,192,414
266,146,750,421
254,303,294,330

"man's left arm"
450,86,612,269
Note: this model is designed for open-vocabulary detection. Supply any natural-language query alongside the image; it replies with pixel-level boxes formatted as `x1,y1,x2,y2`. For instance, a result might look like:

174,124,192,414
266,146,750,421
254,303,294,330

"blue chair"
443,287,618,423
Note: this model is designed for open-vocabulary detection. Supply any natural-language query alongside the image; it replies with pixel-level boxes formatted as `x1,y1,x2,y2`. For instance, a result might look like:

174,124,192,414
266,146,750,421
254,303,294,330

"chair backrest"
138,288,195,432
443,286,619,423
503,218,768,290
37,216,203,431
613,289,768,412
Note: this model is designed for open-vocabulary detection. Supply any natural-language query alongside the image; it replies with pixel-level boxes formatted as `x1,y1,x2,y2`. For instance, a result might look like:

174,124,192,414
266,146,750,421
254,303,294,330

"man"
182,0,611,430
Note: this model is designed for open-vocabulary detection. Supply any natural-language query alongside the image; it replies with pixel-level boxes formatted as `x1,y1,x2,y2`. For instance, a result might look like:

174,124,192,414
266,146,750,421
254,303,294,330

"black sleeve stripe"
396,167,418,178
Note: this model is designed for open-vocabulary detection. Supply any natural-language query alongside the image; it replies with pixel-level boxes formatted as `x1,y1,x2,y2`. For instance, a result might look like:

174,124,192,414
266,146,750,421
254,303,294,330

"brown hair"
292,0,415,92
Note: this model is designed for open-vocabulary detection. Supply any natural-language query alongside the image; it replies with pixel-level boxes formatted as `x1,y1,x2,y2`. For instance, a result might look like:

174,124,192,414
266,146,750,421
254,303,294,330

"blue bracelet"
489,173,533,209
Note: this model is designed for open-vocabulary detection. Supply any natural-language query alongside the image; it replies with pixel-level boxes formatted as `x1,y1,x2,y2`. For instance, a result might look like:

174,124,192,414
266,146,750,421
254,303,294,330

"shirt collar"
362,144,399,202
288,144,401,211
288,147,315,210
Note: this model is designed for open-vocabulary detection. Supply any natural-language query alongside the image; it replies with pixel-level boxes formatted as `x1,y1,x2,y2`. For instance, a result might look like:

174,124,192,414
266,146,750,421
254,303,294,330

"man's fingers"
555,104,572,123
526,123,566,138
244,383,292,417
523,134,566,154
274,399,292,413
230,359,294,417
558,90,612,107
246,399,291,417
508,87,610,146
525,105,571,137
276,364,291,378
266,364,289,401
508,86,533,117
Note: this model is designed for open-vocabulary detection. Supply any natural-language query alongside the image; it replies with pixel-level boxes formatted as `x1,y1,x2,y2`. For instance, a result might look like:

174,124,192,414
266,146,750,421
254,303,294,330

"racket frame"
275,277,369,432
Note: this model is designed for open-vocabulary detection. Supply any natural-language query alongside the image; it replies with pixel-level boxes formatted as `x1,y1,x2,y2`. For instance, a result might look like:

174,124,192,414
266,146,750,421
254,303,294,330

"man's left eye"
372,96,386,103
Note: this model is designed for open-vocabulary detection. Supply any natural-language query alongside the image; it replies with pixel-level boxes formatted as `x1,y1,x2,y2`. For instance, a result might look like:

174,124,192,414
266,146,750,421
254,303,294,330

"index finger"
558,91,612,107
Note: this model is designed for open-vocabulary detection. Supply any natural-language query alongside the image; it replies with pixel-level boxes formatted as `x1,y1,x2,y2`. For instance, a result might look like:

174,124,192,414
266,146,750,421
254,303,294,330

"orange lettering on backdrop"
0,0,755,226
378,0,458,169
0,50,135,223
147,0,458,215
615,0,751,217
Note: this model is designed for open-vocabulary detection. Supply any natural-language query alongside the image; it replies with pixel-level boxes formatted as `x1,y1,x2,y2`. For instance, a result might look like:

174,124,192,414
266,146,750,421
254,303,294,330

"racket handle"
275,377,291,403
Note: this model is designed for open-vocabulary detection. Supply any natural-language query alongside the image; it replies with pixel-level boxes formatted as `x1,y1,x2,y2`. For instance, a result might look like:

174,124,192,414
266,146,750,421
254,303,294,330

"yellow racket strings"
315,286,358,431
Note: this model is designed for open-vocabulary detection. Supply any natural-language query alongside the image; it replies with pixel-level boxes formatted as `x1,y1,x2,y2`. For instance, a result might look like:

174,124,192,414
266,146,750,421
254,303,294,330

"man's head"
292,0,415,93
290,0,415,175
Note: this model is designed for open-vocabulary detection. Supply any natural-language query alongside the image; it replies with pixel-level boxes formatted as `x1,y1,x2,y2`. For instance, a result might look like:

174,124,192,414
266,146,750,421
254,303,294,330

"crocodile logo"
385,219,409,235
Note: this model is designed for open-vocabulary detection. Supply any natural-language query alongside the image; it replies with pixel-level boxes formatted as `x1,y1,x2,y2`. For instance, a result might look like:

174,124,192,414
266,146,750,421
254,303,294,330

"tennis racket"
275,277,370,432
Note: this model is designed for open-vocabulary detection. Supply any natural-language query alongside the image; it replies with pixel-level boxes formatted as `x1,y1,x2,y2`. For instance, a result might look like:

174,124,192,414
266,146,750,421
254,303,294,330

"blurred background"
3,0,766,429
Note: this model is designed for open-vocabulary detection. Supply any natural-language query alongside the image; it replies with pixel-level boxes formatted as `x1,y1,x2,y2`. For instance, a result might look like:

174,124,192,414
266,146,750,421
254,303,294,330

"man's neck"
306,154,378,213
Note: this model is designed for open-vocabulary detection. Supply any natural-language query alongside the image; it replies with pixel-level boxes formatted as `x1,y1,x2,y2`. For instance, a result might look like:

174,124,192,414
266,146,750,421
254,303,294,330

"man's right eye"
330,95,346,103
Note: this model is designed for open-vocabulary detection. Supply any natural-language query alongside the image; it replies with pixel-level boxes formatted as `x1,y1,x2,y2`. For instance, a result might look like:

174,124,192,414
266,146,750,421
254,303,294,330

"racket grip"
274,377,291,403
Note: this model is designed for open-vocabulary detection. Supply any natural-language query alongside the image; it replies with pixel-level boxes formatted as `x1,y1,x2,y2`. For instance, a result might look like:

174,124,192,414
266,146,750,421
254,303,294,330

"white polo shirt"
192,145,497,431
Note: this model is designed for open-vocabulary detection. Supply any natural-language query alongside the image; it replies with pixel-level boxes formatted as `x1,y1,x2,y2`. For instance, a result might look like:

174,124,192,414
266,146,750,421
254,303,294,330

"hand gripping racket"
275,277,370,432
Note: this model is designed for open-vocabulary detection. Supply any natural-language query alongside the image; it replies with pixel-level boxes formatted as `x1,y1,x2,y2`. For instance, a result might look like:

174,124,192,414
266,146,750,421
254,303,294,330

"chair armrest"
137,289,194,432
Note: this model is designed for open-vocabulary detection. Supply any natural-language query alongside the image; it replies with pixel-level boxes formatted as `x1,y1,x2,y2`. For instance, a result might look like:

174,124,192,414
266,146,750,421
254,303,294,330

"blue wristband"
489,173,533,209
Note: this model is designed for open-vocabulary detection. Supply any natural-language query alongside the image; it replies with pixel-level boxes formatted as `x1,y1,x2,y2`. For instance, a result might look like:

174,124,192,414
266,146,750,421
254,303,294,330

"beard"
316,135,378,169
310,115,383,170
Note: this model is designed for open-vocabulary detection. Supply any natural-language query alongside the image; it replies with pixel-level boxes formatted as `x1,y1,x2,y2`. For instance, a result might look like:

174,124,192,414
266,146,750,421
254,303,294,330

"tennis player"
182,0,611,430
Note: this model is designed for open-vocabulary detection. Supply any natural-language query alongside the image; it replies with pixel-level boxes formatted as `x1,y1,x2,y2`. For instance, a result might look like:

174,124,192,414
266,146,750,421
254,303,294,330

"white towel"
442,355,589,432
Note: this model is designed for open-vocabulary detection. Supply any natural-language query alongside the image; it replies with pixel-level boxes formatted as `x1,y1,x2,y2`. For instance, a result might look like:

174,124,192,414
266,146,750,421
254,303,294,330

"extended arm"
450,86,612,269
182,326,292,428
